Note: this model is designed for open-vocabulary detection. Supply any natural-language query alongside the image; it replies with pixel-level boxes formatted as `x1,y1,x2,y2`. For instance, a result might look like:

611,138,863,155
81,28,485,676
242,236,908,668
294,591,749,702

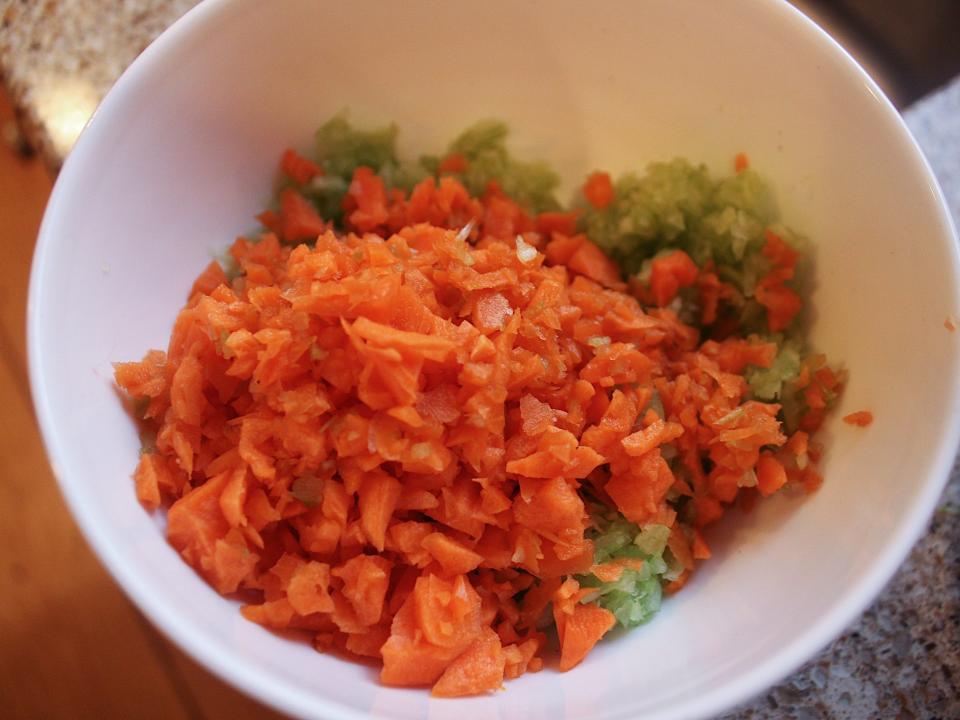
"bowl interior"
29,1,960,719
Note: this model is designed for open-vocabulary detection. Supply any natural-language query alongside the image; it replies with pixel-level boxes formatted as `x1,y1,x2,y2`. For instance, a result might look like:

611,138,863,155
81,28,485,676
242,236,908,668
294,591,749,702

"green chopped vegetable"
746,341,802,401
578,161,793,335
314,114,399,180
440,120,561,212
634,523,670,557
578,510,674,629
582,567,664,628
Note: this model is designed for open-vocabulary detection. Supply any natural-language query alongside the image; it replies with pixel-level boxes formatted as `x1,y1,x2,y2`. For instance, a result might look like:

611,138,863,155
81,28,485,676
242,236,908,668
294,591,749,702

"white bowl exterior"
28,1,960,719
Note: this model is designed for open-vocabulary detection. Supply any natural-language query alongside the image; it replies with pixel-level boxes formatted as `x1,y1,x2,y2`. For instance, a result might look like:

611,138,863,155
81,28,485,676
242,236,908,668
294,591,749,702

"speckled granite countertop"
1,2,958,718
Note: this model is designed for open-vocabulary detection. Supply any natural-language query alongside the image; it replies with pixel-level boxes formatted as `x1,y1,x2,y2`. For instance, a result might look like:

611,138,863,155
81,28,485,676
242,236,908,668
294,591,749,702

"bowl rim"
27,0,960,718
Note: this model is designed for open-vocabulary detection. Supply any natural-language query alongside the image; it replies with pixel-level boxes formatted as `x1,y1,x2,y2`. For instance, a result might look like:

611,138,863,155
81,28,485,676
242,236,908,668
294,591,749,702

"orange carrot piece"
589,557,645,583
286,560,335,616
332,555,392,626
431,628,505,697
536,211,579,236
649,250,699,307
755,279,802,332
568,239,624,289
279,188,325,243
412,574,482,649
190,260,228,298
114,349,167,399
605,452,674,523
133,453,163,510
691,530,711,560
421,533,484,575
621,419,684,457
218,466,248,528
281,148,323,185
544,232,586,266
346,166,389,231
380,590,464,687
555,602,615,671
583,172,614,210
437,153,469,174
358,472,402,551
241,598,296,629
842,410,873,427
666,525,694,570
350,316,457,362
756,453,788,496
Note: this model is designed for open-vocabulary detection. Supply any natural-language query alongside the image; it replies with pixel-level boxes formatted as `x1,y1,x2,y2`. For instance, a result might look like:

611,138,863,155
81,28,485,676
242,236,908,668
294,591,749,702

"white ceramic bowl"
28,1,960,718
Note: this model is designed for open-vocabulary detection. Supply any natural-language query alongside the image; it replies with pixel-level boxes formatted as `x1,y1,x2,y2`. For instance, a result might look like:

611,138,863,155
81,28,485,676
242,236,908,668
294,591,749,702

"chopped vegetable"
115,119,844,697
281,148,323,185
842,410,873,427
583,171,615,210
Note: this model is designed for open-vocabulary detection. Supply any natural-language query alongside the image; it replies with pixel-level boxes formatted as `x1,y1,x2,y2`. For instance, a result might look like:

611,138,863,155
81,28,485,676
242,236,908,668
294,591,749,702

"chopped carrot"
786,430,809,457
621,419,684,457
842,410,873,427
421,533,484,575
256,209,281,234
734,152,749,173
413,573,482,649
568,238,625,289
756,453,788,497
286,560,335,616
649,250,699,307
344,166,389,231
554,602,615,671
437,153,469,174
331,555,392,626
691,530,711,560
801,465,824,494
279,188,325,243
133,453,163,510
431,628,505,697
583,171,614,210
380,588,465,686
536,211,579,236
116,141,835,698
663,571,690,594
589,557,645,583
544,232,586,265
281,148,323,185
754,230,802,331
358,472,402,551
755,282,802,332
190,260,228,298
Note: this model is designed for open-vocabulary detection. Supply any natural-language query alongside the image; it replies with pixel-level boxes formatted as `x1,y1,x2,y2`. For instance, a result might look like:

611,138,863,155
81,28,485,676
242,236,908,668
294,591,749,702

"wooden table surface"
0,87,286,720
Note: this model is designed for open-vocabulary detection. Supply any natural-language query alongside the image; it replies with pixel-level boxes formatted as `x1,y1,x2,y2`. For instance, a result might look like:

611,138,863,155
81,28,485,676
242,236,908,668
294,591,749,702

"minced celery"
314,114,399,180
435,120,561,212
578,510,674,629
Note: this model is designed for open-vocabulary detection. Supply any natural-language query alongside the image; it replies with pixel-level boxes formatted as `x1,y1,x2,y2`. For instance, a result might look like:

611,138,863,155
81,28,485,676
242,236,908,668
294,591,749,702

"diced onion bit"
515,234,538,263
455,218,476,243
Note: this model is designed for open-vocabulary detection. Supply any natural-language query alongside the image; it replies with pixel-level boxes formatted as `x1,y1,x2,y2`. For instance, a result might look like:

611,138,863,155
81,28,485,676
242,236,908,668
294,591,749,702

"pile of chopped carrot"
115,150,840,698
